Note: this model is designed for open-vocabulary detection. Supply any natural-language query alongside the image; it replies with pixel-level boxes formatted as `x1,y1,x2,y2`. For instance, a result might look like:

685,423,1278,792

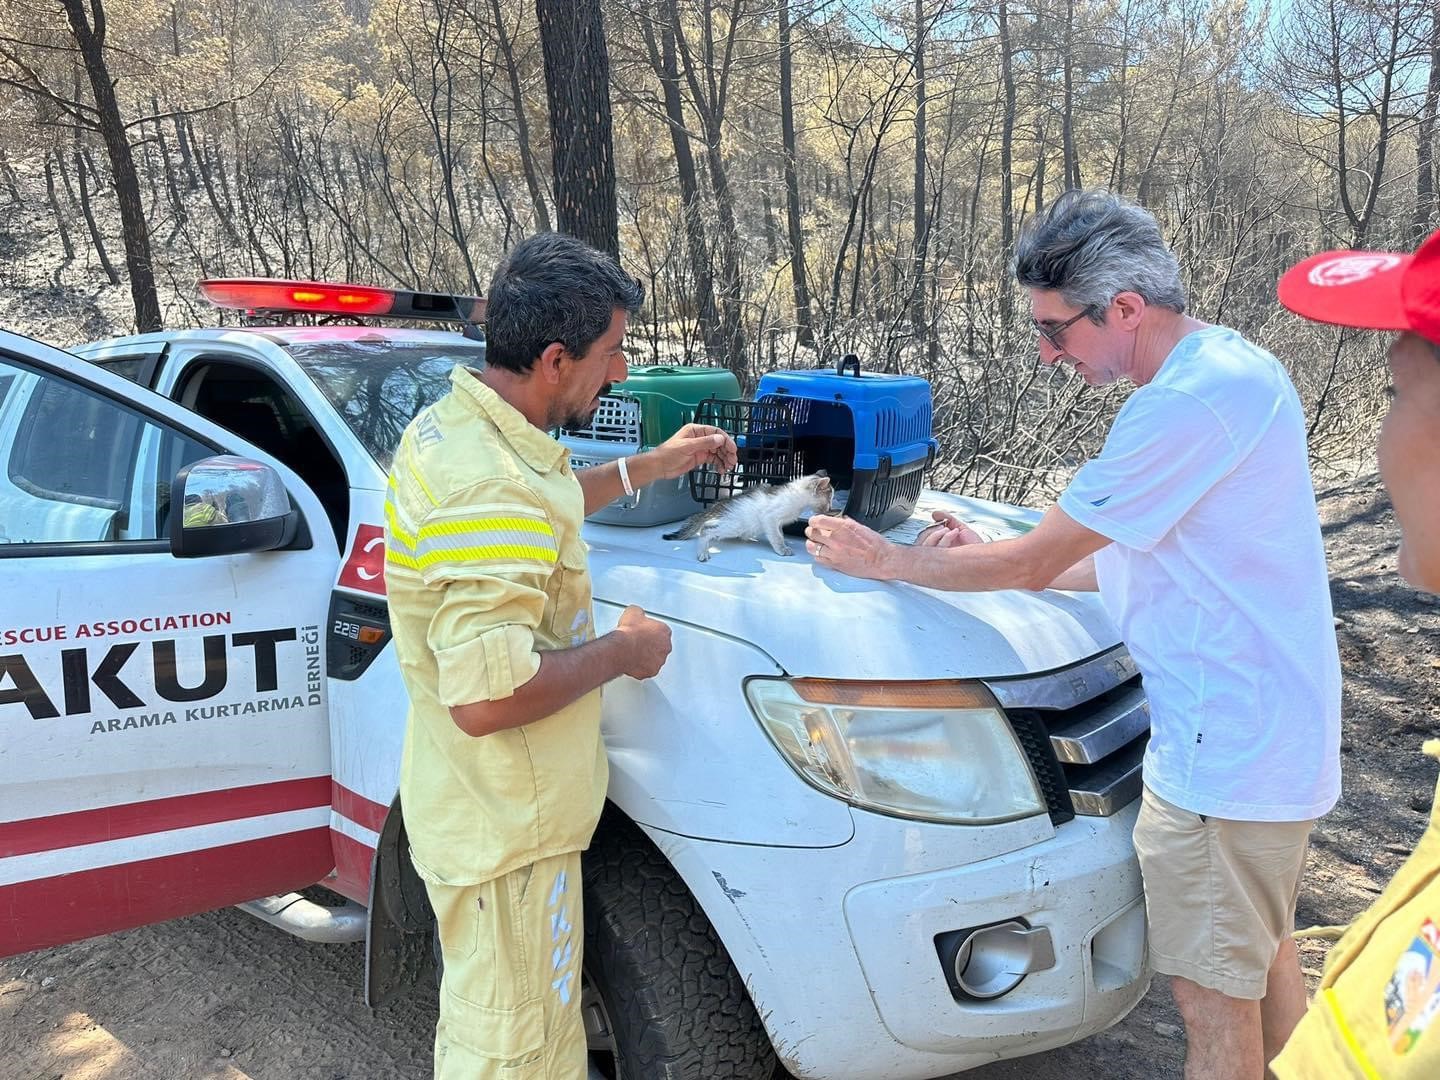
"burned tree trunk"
641,10,724,360
1062,0,1081,190
666,0,746,372
44,153,75,264
780,0,814,346
910,0,930,360
490,0,551,232
150,95,186,236
998,0,1016,324
74,144,120,285
536,0,620,258
0,146,21,205
60,0,162,329
1416,0,1440,242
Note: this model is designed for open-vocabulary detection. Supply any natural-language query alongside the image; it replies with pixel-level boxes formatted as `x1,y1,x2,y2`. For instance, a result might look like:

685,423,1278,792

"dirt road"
0,898,1191,1080
2,474,1435,1080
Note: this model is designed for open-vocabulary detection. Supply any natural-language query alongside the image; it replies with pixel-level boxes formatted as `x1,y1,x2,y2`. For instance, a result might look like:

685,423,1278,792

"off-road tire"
583,812,778,1080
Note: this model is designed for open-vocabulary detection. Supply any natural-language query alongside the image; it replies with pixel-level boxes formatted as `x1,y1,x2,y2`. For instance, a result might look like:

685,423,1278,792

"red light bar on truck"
197,279,486,322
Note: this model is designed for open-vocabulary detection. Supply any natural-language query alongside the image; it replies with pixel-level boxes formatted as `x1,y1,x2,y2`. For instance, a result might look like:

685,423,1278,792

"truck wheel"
582,813,777,1080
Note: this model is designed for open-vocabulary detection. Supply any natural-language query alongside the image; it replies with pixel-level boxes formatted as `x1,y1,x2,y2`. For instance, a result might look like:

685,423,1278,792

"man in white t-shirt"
806,189,1340,1080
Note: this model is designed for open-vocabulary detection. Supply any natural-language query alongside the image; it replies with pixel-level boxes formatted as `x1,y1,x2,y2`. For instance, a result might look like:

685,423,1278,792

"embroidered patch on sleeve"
1385,917,1440,1055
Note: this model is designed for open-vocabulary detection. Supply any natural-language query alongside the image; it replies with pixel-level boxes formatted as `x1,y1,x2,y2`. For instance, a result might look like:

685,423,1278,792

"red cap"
1277,230,1440,345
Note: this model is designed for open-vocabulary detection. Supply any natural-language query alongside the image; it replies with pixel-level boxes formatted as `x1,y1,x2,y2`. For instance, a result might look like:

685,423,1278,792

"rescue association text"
90,693,309,734
2,611,233,645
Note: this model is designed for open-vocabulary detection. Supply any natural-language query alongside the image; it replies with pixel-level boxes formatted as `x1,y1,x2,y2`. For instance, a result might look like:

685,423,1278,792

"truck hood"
586,491,1120,680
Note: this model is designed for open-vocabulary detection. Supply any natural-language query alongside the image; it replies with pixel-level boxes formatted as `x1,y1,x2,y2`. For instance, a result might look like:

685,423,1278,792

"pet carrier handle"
837,353,861,377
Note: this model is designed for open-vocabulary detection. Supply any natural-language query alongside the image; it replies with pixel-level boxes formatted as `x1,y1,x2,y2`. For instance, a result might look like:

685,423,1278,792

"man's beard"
555,382,613,431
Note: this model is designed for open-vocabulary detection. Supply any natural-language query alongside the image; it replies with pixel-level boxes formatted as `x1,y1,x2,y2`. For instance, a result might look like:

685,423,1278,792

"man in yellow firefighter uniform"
385,232,736,1079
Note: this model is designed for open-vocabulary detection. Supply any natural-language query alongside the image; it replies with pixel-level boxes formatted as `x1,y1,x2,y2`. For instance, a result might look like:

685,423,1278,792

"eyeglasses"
1032,308,1092,352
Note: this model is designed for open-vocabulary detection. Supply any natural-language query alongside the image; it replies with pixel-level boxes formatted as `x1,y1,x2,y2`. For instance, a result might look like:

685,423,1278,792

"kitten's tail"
662,521,698,540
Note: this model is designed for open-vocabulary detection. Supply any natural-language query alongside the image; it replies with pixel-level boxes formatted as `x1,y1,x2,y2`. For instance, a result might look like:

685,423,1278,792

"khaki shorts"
425,850,587,1079
1132,785,1313,1000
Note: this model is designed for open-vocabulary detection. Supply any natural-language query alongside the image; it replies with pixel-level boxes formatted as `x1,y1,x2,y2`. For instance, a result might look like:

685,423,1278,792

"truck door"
0,331,336,957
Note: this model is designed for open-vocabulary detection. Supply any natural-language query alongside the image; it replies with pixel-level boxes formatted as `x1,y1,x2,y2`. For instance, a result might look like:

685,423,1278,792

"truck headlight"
744,678,1046,824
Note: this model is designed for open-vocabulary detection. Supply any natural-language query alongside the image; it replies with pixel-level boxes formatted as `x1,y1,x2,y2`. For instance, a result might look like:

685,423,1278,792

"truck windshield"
286,339,486,469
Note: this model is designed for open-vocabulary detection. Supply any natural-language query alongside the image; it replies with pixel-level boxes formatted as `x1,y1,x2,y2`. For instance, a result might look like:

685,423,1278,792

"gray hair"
1013,190,1186,320
484,232,644,373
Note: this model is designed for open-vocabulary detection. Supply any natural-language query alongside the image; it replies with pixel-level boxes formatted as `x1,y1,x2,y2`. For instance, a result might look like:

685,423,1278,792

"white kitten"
663,473,835,562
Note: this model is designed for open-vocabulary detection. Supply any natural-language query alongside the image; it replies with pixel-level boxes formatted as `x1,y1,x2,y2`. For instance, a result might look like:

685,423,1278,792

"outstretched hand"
916,511,987,549
804,514,895,579
646,423,738,481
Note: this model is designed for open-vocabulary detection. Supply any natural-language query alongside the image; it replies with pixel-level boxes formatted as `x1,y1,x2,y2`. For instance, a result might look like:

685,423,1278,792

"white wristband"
617,456,635,497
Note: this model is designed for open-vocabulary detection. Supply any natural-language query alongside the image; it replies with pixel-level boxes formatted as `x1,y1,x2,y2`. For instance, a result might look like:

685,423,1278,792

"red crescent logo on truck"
338,525,386,595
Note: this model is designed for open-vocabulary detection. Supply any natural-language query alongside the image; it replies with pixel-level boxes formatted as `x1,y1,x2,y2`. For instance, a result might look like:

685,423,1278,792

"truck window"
11,377,141,509
178,359,350,547
91,349,164,388
286,340,481,470
96,357,143,384
0,358,210,545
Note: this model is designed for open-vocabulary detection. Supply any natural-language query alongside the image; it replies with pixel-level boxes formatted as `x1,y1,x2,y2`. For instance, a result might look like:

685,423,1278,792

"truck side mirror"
169,454,304,558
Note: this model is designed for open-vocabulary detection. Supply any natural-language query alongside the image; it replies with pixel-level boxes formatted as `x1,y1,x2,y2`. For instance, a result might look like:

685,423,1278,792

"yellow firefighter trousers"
426,851,587,1079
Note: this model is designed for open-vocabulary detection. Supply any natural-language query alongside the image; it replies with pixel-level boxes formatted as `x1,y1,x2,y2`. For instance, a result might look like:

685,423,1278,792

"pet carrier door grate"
689,397,799,504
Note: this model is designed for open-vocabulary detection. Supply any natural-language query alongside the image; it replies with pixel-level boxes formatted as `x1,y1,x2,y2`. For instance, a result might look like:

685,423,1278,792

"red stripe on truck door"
0,776,333,858
0,828,333,957
330,781,388,835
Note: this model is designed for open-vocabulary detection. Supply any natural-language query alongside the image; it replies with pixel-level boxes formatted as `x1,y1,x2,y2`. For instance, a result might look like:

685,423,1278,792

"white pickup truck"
0,284,1150,1080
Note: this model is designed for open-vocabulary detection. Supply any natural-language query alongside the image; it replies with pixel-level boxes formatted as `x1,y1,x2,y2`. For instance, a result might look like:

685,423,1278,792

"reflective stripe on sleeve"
385,512,558,572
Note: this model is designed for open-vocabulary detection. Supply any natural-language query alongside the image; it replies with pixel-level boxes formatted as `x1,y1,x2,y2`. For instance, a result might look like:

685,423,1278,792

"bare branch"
0,34,81,56
0,61,100,127
124,59,286,130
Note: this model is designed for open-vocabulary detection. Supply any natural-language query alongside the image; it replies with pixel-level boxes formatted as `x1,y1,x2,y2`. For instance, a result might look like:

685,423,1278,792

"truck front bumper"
647,801,1148,1080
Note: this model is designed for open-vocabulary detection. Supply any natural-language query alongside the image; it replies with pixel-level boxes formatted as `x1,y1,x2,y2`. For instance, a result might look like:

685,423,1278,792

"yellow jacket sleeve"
413,480,558,705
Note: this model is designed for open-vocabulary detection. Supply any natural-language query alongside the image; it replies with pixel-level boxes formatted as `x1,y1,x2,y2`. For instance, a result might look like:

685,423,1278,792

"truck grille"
984,647,1149,825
